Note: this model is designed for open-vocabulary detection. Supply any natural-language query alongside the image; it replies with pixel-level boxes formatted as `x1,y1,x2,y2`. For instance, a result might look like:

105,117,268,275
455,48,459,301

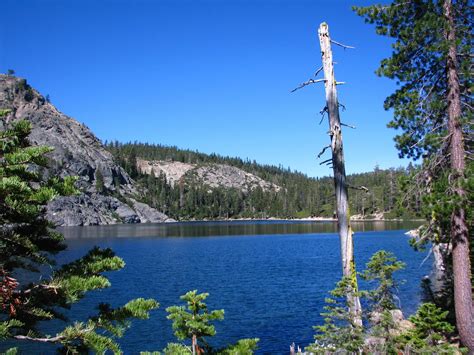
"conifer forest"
1,0,472,354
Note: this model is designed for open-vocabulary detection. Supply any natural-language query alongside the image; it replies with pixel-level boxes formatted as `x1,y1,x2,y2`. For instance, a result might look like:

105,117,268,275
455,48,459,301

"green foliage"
306,277,364,353
95,168,105,193
0,114,159,353
354,0,474,325
106,142,420,220
310,250,464,353
0,118,72,271
49,298,159,353
359,251,406,353
3,348,18,355
359,250,405,312
166,290,224,345
166,290,258,354
0,320,24,340
218,338,259,354
353,0,471,161
162,343,191,354
397,303,457,352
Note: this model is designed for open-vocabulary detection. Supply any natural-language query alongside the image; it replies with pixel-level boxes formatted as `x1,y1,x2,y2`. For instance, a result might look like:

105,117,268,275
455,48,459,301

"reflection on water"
12,220,427,354
59,220,423,239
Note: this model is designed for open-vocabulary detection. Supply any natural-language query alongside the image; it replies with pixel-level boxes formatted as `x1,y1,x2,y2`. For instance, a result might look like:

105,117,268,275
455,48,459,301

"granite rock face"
137,159,281,193
0,75,174,226
130,199,173,223
46,194,137,226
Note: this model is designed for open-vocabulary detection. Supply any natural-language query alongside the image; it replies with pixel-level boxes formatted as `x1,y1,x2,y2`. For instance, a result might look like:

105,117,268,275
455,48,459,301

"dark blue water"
7,221,429,354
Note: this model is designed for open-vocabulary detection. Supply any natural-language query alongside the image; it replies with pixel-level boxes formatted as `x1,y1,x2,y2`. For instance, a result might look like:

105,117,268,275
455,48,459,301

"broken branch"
347,184,369,193
341,122,356,129
317,145,331,158
330,39,355,49
291,78,326,93
319,106,328,124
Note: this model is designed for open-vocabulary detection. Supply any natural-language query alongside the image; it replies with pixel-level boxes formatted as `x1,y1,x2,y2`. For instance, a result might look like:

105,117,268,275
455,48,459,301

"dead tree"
318,22,362,326
292,22,362,326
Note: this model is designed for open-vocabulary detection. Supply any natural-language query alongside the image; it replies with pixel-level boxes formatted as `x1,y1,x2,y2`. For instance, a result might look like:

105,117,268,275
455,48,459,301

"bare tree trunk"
444,0,474,351
318,22,362,326
192,334,197,355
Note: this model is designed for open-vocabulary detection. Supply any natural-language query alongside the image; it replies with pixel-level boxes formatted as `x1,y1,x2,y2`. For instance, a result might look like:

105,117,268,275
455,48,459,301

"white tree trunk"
318,22,362,326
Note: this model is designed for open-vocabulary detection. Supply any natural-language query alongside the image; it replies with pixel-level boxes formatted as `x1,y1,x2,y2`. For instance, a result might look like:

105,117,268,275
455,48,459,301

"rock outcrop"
0,75,174,226
137,159,281,193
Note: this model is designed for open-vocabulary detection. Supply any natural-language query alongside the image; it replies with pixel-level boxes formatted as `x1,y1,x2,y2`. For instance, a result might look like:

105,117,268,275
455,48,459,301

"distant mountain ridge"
0,74,174,226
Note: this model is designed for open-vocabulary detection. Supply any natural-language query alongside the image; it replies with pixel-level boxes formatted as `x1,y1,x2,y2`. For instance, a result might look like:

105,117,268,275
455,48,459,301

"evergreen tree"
95,168,105,193
360,251,406,354
166,290,224,355
0,114,158,353
306,277,364,353
354,0,473,349
309,250,462,353
166,290,258,355
359,250,405,313
397,303,456,352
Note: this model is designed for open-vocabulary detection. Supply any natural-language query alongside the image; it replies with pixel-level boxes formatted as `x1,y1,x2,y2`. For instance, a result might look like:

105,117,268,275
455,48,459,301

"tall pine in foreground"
354,0,473,350
0,112,158,353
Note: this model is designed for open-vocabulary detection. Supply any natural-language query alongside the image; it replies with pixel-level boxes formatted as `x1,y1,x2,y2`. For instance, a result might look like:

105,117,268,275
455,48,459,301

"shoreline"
170,216,425,223
57,216,426,228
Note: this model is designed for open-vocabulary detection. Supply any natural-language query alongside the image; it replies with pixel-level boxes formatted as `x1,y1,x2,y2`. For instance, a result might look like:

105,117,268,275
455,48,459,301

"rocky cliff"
0,75,174,226
137,159,281,193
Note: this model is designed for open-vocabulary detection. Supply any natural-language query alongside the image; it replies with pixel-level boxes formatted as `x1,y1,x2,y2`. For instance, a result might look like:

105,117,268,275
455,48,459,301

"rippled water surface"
13,221,429,354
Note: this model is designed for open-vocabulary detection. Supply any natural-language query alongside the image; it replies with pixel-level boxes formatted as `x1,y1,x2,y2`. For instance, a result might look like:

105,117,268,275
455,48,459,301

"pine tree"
359,250,406,313
166,290,258,355
306,277,364,353
0,113,158,353
166,290,224,355
95,168,105,193
354,0,473,349
309,250,462,353
360,251,406,354
397,303,456,352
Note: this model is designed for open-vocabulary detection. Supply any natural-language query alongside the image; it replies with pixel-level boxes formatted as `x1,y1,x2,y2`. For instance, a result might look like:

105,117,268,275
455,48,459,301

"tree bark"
318,22,362,326
444,0,474,351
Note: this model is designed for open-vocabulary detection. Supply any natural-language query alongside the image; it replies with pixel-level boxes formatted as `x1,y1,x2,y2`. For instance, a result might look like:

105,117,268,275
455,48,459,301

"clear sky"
1,0,408,177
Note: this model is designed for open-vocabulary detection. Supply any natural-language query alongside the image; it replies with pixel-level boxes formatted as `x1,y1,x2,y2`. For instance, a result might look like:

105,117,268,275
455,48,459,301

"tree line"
105,141,421,221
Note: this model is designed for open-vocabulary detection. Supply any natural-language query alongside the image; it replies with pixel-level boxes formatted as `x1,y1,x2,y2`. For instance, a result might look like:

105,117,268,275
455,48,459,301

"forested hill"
105,141,421,221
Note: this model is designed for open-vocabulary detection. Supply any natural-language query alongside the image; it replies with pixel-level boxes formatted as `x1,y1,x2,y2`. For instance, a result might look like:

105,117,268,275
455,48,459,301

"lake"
11,220,429,354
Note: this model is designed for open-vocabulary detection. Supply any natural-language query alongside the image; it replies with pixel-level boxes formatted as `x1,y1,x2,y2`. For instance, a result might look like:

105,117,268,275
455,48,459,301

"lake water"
11,220,429,354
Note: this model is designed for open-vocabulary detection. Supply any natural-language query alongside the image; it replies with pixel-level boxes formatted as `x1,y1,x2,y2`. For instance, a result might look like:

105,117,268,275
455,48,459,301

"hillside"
137,159,281,193
0,75,421,224
106,142,421,220
0,75,174,226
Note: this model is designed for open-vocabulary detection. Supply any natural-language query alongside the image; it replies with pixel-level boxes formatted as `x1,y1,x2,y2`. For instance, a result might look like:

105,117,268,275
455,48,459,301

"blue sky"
1,0,408,177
